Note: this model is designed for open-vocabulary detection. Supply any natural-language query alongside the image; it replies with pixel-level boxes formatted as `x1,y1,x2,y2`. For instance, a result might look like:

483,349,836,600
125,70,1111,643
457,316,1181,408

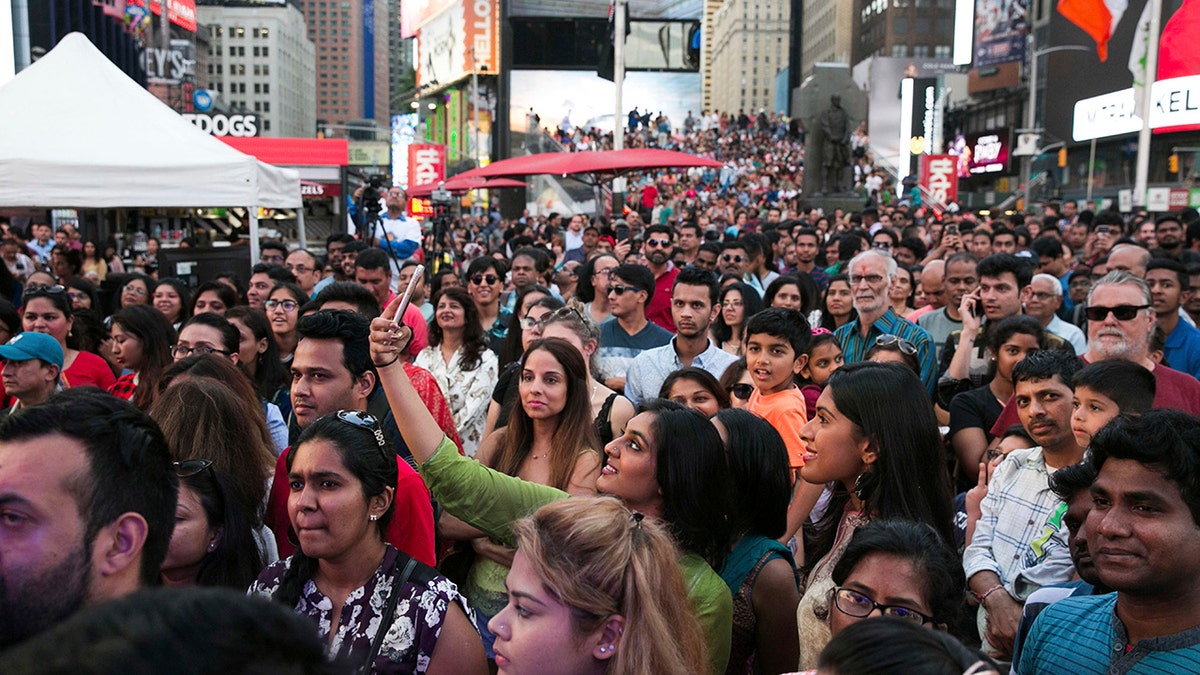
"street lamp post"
1020,40,1092,213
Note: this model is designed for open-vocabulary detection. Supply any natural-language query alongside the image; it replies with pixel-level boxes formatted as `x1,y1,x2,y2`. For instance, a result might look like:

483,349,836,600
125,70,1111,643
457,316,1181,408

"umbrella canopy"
456,148,722,181
407,176,528,198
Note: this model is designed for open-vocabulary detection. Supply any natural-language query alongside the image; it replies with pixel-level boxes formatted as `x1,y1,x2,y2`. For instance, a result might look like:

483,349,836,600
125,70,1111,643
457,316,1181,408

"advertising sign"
920,155,959,208
127,0,198,32
947,128,1012,176
181,113,260,137
853,58,959,179
408,144,446,191
402,0,457,37
392,114,419,187
301,182,342,198
1072,74,1200,141
348,141,391,167
973,0,1028,67
145,38,195,85
415,0,499,87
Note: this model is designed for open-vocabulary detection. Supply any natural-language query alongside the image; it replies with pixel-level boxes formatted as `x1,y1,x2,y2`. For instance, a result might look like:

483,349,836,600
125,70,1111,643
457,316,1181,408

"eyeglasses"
264,299,300,312
831,587,933,625
645,239,671,248
1085,304,1149,321
122,285,147,297
25,284,66,296
334,410,390,460
721,300,743,309
728,383,754,400
721,254,745,263
850,274,886,286
287,265,314,275
260,254,285,264
471,274,499,285
608,284,637,296
174,458,214,478
1029,291,1057,301
872,241,893,250
171,344,233,358
985,448,1005,463
874,334,916,355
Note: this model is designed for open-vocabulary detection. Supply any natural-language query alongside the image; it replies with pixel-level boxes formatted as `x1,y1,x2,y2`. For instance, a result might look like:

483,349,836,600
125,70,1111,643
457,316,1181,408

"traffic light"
1170,153,1180,173
1057,147,1068,168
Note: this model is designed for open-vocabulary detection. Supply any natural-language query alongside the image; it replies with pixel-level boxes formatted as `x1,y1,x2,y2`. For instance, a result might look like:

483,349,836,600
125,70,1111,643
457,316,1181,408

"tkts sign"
920,155,958,212
407,144,446,190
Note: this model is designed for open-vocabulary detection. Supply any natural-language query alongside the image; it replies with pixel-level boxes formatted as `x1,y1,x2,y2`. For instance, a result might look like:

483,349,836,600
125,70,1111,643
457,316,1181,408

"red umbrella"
407,176,527,198
456,148,722,181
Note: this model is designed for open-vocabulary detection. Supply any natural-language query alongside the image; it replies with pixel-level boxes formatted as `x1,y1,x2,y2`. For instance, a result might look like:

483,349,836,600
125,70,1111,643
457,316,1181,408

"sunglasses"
471,274,499,285
334,410,390,460
644,239,671,248
872,241,893,249
721,254,745,263
25,284,66,296
520,305,584,331
608,284,638,296
1085,304,1149,321
174,458,214,478
874,334,917,355
728,383,754,400
264,299,300,312
171,344,233,359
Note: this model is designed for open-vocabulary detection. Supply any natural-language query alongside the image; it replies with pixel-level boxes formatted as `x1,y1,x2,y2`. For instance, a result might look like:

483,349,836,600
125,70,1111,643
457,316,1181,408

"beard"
0,536,91,648
647,250,669,266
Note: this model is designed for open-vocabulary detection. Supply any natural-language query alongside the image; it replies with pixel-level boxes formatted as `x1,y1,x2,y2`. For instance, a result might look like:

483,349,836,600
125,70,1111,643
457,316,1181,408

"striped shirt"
835,308,937,395
1018,593,1200,674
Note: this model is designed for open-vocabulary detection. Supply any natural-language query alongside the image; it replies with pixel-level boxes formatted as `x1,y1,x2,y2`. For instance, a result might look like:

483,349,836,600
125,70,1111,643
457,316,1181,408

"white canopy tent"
0,32,301,262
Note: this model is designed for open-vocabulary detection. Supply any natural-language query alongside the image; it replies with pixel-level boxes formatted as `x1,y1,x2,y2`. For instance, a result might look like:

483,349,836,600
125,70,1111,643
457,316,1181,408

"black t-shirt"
948,384,1003,442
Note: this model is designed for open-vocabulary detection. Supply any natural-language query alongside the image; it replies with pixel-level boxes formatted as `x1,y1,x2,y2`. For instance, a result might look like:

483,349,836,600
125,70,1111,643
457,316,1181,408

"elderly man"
1026,273,1088,353
834,249,937,394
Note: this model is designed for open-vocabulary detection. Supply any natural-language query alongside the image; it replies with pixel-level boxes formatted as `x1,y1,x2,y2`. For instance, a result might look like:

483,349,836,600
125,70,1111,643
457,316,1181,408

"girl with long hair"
108,304,176,409
818,274,857,331
484,294,565,438
249,412,487,674
497,284,555,368
81,240,107,282
152,277,191,330
265,282,306,363
712,282,763,356
21,285,115,390
794,362,955,668
415,286,498,456
369,296,736,674
577,253,620,326
225,306,290,410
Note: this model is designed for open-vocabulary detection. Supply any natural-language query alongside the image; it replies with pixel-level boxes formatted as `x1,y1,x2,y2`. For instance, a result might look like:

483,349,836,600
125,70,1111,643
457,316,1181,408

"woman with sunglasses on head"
266,282,307,364
250,410,487,675
108,305,177,409
22,285,116,390
538,301,635,448
712,282,764,357
659,367,729,418
415,286,499,457
369,295,735,674
484,294,565,438
794,362,955,668
577,253,620,326
865,334,921,375
718,357,753,411
152,278,191,331
161,459,266,589
490,497,709,675
445,337,602,660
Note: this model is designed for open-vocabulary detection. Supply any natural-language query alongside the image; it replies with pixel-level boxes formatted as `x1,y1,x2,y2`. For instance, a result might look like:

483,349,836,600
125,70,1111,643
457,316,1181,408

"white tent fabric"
0,32,299,210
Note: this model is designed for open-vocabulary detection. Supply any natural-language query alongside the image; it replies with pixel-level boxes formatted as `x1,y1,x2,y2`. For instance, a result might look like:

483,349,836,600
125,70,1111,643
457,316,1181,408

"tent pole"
297,204,308,250
249,208,260,265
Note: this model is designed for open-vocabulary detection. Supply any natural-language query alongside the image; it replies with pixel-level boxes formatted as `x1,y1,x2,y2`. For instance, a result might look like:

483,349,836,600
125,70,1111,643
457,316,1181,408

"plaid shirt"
835,308,937,395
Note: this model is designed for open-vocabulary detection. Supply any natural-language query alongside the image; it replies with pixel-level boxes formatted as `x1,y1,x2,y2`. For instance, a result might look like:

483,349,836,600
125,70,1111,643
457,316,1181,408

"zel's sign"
181,113,260,137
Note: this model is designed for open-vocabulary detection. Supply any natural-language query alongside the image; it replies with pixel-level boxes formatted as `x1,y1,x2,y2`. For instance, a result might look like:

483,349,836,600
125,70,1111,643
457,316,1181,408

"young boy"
1070,360,1156,449
744,307,811,470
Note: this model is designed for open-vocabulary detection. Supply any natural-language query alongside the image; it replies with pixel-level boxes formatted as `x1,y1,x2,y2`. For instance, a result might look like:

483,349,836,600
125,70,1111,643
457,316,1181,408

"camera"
359,174,389,215
430,186,453,205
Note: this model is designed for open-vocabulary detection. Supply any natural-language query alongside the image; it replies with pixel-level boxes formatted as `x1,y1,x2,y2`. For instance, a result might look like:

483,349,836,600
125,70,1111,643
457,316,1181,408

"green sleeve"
418,436,568,548
681,553,734,675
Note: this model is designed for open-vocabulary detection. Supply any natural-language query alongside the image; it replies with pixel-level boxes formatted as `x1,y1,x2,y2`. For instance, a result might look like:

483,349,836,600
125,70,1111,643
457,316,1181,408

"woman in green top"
369,294,736,675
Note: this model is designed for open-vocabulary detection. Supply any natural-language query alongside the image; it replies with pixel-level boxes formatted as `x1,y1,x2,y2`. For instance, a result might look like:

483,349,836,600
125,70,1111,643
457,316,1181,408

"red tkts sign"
407,144,446,191
920,154,958,211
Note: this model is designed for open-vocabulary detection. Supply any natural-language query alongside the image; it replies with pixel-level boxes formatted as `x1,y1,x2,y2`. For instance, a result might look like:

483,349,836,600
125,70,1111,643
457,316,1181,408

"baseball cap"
0,332,64,368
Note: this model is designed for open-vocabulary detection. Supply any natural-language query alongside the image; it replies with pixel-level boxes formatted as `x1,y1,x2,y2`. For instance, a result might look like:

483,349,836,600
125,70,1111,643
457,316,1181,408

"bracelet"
972,584,1006,604
375,355,401,369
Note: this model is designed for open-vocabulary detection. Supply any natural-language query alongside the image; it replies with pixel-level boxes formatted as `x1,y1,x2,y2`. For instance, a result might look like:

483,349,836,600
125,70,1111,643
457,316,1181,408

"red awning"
457,148,722,180
219,137,349,166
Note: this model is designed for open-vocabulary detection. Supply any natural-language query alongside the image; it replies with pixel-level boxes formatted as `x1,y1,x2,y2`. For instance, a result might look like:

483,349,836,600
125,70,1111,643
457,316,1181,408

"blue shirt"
1164,319,1200,381
596,319,673,384
624,338,739,406
835,308,937,395
1019,593,1200,674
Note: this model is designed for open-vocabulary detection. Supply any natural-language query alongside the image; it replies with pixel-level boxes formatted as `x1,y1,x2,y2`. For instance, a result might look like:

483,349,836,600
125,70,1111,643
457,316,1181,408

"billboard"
402,0,457,37
852,57,960,179
181,113,260,137
948,128,1012,177
972,0,1027,67
415,0,499,87
392,114,419,187
920,155,959,208
1047,0,1200,144
126,0,197,32
144,38,195,85
510,0,700,19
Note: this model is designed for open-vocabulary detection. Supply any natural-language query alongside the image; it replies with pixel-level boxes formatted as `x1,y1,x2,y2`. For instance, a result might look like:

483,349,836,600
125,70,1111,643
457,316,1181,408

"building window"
263,83,270,93
263,119,271,131
913,45,929,56
891,44,908,57
263,102,270,112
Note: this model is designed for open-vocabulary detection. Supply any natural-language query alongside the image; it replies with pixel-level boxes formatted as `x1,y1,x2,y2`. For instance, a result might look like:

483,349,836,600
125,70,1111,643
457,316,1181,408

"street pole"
611,0,627,218
471,47,481,217
1133,0,1162,207
1087,137,1096,203
1022,32,1036,214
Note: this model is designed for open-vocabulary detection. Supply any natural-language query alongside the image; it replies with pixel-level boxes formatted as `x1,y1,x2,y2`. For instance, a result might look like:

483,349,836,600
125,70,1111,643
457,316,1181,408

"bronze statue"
820,95,851,193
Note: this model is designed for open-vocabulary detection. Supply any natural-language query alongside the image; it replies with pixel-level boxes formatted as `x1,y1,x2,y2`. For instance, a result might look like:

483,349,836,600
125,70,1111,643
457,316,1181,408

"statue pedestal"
806,194,868,216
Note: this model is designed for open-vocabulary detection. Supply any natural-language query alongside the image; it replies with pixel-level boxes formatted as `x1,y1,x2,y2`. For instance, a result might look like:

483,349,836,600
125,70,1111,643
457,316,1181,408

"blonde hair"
512,497,708,675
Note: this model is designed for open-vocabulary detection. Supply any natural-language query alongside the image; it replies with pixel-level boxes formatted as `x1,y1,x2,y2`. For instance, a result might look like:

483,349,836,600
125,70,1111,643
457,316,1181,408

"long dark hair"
820,274,858,331
498,285,560,368
427,286,488,371
639,399,734,571
576,253,619,302
804,363,955,567
111,304,178,409
190,281,239,316
712,282,764,345
182,466,267,589
491,338,600,491
225,306,289,399
716,408,790,539
153,278,192,325
273,413,399,608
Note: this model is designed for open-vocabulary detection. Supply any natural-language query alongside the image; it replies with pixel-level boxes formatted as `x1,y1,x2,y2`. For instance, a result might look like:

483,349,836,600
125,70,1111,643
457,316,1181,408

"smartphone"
615,224,630,241
969,301,981,319
1096,225,1112,236
396,264,424,319
945,223,959,236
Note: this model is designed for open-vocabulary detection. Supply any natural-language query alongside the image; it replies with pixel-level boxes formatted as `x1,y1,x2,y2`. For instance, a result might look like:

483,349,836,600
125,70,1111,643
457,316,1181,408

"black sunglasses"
1085,304,1149,322
471,274,499,285
644,239,672,248
728,383,754,400
722,254,745,263
24,284,66,296
334,410,390,460
171,345,233,359
608,284,638,296
174,458,214,478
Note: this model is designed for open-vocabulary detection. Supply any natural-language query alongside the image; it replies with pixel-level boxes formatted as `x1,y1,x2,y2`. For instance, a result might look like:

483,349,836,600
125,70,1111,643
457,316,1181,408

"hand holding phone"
395,264,424,320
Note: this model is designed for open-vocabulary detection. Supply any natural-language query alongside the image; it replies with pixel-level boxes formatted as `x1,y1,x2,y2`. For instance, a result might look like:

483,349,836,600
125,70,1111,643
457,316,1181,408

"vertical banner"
920,154,959,210
408,143,446,190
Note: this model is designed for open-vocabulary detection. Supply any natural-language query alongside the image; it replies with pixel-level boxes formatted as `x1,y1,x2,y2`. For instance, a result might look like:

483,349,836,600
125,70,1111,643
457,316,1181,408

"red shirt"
646,266,679,332
265,446,437,567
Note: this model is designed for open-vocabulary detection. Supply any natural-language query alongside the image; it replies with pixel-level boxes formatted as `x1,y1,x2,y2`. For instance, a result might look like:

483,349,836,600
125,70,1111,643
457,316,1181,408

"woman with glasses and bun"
250,410,487,674
108,304,177,408
160,459,265,589
22,284,116,390
490,497,709,675
265,282,307,364
369,295,734,674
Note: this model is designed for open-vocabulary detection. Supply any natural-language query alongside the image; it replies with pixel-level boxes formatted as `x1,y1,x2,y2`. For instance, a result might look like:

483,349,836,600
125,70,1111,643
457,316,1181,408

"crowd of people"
1,184,1200,675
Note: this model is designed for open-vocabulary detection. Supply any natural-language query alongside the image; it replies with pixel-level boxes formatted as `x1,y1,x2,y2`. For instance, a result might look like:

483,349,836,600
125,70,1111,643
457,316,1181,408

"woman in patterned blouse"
249,411,486,674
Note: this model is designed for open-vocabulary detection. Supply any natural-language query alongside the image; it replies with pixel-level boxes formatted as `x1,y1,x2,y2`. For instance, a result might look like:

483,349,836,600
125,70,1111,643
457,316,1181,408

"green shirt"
419,436,733,674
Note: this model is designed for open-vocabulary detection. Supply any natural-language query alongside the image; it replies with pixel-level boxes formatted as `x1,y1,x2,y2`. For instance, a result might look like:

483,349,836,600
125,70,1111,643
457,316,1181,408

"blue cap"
0,332,64,368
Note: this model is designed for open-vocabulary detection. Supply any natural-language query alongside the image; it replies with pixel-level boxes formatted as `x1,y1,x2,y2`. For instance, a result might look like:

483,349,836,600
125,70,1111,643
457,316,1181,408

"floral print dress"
249,545,475,674
414,345,498,457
